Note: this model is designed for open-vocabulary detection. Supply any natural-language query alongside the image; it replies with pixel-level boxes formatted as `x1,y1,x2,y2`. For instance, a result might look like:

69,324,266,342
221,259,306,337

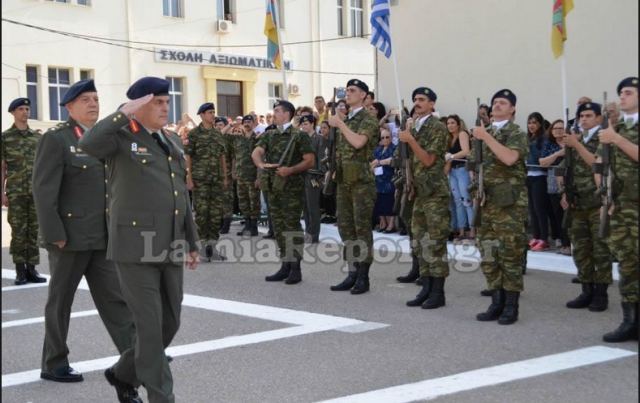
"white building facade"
2,0,375,130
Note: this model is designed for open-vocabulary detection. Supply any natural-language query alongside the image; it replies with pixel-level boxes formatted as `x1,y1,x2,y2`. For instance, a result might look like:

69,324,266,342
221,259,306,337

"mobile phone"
336,87,346,99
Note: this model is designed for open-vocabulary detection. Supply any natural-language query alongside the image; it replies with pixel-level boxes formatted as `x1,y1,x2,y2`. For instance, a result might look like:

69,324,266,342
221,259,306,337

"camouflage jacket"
1,124,40,196
411,115,449,198
598,118,639,203
185,124,226,182
232,131,258,182
335,108,379,184
562,127,602,209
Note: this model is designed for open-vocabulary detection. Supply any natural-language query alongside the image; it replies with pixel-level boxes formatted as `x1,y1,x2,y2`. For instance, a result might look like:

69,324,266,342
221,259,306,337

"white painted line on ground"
2,310,99,329
334,322,389,333
316,346,637,403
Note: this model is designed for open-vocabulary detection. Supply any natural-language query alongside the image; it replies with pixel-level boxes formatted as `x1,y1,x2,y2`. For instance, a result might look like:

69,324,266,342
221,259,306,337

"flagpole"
561,53,568,122
272,0,288,101
387,9,403,121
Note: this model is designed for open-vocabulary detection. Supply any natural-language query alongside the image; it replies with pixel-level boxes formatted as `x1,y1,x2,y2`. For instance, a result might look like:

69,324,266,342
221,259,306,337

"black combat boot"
498,290,520,325
406,277,432,307
480,289,493,297
219,217,232,234
236,218,251,236
265,262,290,282
285,258,302,285
422,277,446,309
250,218,259,236
415,277,424,286
477,289,505,321
588,283,609,312
350,262,370,295
396,254,419,283
14,263,27,286
566,283,593,309
603,302,638,343
25,264,46,283
331,263,358,291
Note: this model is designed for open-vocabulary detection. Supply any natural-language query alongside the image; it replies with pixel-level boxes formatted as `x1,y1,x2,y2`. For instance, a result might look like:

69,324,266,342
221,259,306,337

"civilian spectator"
526,112,551,251
371,128,397,233
444,115,474,240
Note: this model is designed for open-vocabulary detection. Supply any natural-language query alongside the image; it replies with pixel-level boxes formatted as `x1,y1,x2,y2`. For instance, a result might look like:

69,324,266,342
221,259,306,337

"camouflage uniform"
303,132,326,242
232,131,260,220
392,143,419,282
257,125,313,261
221,132,235,221
185,124,226,243
1,124,40,265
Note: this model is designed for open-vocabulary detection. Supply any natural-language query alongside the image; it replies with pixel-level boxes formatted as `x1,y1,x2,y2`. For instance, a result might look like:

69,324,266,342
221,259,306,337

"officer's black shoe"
250,218,259,236
406,277,432,307
14,263,27,286
498,291,520,325
331,266,358,291
350,263,370,295
588,283,609,312
205,245,213,260
104,367,143,403
41,365,84,382
603,302,638,343
571,277,581,284
285,259,302,285
566,283,593,309
265,262,290,282
480,289,493,297
25,264,46,283
422,277,445,309
219,217,232,234
397,255,419,283
477,289,505,321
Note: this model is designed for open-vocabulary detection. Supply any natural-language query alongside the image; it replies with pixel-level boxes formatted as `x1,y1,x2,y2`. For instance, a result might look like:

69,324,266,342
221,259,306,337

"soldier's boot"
265,262,290,282
14,264,28,286
350,262,370,295
480,289,493,297
588,283,609,312
209,242,227,261
236,218,251,236
603,302,638,343
415,277,424,286
422,277,446,309
249,218,259,236
331,263,358,291
396,254,419,283
477,289,505,321
220,217,232,234
498,291,520,325
406,277,432,307
566,283,593,309
25,264,46,283
285,258,302,285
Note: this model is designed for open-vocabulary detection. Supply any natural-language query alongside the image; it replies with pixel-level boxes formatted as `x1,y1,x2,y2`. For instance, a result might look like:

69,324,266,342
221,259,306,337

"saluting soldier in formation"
328,79,379,294
185,102,228,261
1,98,46,285
399,87,451,309
562,102,613,311
300,114,326,244
252,100,314,284
596,77,639,342
81,77,199,403
470,89,528,325
232,114,260,236
32,79,136,387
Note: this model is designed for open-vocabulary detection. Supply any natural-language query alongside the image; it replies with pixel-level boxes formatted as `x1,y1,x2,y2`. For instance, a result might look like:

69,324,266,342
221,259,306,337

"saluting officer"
80,77,199,403
398,87,451,309
233,114,260,236
470,89,529,325
328,79,379,294
1,98,46,285
32,79,136,388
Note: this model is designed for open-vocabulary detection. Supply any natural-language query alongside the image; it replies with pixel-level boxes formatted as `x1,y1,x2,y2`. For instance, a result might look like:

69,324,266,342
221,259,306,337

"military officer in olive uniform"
185,102,228,261
1,97,46,285
252,100,314,284
233,114,260,236
300,114,326,243
399,87,451,309
596,77,639,342
562,102,613,312
328,79,379,294
469,89,528,325
32,79,137,389
80,77,199,403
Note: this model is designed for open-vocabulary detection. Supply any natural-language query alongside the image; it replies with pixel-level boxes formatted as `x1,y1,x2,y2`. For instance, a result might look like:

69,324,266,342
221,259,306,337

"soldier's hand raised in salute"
118,94,154,118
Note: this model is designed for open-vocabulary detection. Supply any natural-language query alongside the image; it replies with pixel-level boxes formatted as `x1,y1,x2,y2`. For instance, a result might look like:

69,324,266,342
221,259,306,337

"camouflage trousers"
607,200,639,303
336,181,376,264
236,179,261,220
7,194,40,265
569,207,613,284
221,175,234,219
193,181,224,242
264,188,305,261
477,203,528,292
411,195,450,278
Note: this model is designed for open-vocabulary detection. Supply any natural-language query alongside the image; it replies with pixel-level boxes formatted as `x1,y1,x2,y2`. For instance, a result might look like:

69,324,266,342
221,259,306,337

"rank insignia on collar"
73,126,83,139
131,142,138,152
130,119,140,133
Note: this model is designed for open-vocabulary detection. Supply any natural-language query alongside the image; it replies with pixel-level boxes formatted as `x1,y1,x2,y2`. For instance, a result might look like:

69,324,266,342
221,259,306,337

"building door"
217,80,243,118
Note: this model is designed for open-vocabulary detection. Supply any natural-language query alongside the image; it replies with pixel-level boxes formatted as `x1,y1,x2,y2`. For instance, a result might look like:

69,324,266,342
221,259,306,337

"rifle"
397,100,413,218
322,88,338,196
594,92,613,237
560,108,575,230
470,97,484,227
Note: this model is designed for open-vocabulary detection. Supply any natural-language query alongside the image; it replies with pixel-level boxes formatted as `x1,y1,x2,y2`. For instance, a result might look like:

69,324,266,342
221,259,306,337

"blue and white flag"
370,0,392,58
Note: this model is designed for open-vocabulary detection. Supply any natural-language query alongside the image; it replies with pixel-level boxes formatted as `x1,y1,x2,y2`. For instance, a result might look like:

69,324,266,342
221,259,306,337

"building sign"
155,48,292,71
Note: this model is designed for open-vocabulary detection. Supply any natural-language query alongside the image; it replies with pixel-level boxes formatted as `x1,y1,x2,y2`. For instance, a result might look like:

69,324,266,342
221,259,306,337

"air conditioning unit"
288,84,300,96
216,20,233,34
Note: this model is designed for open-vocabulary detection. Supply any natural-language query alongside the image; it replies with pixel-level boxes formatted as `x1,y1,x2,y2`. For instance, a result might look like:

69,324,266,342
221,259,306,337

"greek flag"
370,0,392,58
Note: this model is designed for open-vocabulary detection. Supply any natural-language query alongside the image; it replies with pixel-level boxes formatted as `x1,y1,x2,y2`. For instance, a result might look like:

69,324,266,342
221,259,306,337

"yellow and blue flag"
264,0,281,69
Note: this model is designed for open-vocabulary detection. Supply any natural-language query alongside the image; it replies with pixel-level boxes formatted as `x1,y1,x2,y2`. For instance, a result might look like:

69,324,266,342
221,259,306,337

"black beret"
299,115,316,124
617,76,639,95
491,89,517,106
412,87,437,102
576,102,602,116
197,102,215,115
346,78,369,93
214,117,228,125
126,76,170,100
8,97,30,112
273,99,295,117
242,114,255,123
59,79,97,106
